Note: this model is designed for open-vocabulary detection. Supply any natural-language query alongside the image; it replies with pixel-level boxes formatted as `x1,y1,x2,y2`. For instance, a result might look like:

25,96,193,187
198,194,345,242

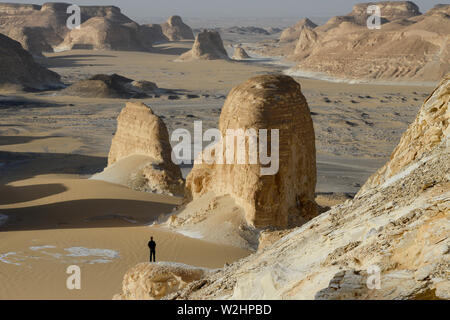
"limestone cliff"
0,3,132,55
360,74,449,192
272,2,450,82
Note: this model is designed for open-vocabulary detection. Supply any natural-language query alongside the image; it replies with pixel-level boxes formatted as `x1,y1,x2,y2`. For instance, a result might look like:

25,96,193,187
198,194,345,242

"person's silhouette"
148,236,156,262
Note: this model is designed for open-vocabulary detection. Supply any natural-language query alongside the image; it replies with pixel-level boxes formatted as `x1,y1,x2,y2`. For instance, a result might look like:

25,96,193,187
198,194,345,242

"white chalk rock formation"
169,74,450,300
54,17,151,52
0,32,61,91
360,74,450,192
0,3,132,55
160,15,194,41
94,102,183,195
349,1,421,25
285,2,449,82
232,46,250,60
139,24,169,44
113,262,207,300
178,30,229,61
185,75,317,228
279,18,317,42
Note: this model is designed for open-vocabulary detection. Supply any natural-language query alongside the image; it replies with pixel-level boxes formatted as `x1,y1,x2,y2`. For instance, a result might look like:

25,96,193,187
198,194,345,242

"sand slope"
0,176,249,299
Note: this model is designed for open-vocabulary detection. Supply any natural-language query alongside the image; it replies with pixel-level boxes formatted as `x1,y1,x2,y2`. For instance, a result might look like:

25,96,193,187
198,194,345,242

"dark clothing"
148,240,156,250
149,250,155,262
148,240,156,262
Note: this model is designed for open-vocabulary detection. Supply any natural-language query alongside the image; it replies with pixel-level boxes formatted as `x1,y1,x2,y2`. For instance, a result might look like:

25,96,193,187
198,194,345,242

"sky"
5,0,444,19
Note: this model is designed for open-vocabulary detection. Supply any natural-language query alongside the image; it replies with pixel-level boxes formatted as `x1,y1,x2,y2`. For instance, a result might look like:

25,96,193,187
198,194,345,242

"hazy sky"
6,0,444,19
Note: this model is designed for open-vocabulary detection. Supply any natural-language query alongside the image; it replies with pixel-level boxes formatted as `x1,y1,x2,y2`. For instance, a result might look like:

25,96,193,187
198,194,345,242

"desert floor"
0,41,437,299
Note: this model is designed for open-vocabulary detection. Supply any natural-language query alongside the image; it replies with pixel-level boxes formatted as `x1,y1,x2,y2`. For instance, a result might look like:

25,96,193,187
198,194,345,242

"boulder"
113,262,207,300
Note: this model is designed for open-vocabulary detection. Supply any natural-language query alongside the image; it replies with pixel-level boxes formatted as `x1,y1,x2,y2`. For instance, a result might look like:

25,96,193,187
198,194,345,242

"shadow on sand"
0,183,68,205
150,44,191,56
0,135,62,146
0,198,177,231
0,150,107,185
39,54,115,68
0,96,65,109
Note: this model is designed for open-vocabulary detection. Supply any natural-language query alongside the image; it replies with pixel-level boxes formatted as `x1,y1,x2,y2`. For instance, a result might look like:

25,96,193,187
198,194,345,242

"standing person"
148,236,156,262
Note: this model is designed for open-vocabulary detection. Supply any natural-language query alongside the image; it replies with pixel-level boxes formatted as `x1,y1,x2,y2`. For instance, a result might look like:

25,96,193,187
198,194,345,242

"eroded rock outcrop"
168,75,450,300
178,30,229,61
93,102,183,195
360,74,449,192
0,32,61,91
0,3,133,55
185,75,317,228
293,26,319,60
232,46,250,60
279,18,317,42
260,1,450,82
160,15,194,41
62,74,158,98
54,17,152,52
140,24,169,44
349,1,421,25
113,262,207,300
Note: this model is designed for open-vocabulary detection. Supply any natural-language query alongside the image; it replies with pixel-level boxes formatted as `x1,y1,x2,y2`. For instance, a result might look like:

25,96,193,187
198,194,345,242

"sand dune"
0,176,249,299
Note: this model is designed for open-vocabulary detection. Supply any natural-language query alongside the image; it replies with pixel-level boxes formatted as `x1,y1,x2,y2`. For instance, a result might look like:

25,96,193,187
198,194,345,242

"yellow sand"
0,176,250,299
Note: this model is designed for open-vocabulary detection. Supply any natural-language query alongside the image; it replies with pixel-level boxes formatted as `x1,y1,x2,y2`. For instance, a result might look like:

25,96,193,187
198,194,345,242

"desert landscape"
0,1,448,300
